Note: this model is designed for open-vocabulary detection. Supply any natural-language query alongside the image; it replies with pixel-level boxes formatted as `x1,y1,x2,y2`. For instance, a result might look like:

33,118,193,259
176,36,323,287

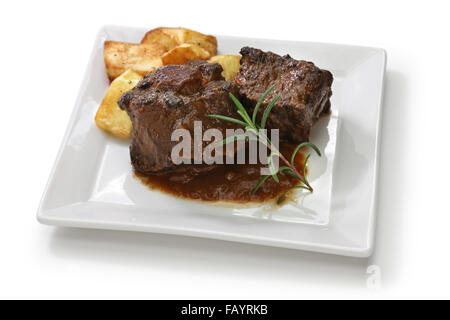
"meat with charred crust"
118,61,241,175
234,47,333,143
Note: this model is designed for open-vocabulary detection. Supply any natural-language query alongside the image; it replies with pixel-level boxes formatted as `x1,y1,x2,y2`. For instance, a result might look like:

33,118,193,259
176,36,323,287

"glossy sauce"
135,143,307,203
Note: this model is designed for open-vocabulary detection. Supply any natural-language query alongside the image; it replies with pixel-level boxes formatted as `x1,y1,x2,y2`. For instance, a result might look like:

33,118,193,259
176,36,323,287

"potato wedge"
139,28,179,52
104,41,164,81
161,43,211,65
141,27,217,56
95,69,142,139
208,55,241,80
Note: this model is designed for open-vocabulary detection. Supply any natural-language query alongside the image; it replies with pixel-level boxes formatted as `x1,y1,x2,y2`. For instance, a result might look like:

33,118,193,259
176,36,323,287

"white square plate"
37,25,386,257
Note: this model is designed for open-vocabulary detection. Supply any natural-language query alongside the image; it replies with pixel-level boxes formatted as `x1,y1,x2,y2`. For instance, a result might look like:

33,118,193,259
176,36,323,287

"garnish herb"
209,85,321,204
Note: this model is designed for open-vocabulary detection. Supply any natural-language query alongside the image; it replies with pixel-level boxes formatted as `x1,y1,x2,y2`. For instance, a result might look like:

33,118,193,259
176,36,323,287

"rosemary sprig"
208,85,321,204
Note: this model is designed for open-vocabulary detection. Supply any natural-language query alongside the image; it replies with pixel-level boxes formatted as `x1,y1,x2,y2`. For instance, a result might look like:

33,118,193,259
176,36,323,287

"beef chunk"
118,61,241,175
234,47,333,143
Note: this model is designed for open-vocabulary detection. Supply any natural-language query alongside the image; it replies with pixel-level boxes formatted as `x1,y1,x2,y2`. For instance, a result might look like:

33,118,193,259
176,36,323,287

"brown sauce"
135,142,306,203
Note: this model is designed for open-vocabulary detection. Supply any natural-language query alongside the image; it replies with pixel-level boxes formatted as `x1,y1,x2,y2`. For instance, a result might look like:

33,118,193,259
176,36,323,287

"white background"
0,0,449,299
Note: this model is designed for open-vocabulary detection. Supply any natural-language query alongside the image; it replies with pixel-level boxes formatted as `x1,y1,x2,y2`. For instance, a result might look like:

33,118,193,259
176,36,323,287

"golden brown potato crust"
104,41,164,81
141,27,217,56
162,44,211,65
95,69,142,139
98,27,219,139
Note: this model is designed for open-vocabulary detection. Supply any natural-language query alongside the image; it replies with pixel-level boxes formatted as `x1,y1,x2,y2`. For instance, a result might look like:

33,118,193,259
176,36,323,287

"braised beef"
118,61,241,175
234,47,333,143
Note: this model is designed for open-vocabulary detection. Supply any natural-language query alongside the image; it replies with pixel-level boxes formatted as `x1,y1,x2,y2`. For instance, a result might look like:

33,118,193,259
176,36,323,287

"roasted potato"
99,27,220,137
139,28,179,52
141,27,217,56
208,55,241,80
161,43,211,65
95,69,142,139
104,41,164,81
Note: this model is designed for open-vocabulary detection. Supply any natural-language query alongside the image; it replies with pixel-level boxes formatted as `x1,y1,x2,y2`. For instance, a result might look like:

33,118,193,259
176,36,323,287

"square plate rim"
37,25,387,258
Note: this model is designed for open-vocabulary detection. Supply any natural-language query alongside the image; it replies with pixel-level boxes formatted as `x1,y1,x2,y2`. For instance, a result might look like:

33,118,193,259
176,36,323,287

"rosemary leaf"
277,185,310,204
252,85,276,123
229,93,253,127
303,153,311,183
278,166,292,173
272,173,279,183
208,115,247,127
268,152,280,183
252,175,270,194
268,152,280,175
261,94,280,129
290,142,322,167
237,110,253,127
279,166,302,180
285,170,303,180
